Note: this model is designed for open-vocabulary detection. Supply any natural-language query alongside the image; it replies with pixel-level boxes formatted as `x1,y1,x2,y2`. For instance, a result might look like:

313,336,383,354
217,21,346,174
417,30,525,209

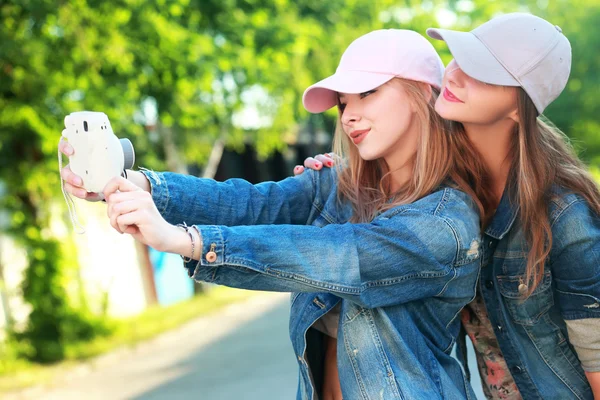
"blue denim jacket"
142,168,482,400
474,186,600,399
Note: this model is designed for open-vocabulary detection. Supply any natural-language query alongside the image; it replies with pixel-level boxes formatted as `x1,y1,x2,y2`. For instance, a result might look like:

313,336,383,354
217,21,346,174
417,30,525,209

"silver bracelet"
190,225,202,259
176,222,195,262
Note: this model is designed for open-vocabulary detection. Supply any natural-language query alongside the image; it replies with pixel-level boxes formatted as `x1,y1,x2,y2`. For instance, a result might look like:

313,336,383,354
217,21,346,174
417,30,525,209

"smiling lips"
350,128,371,144
443,87,464,103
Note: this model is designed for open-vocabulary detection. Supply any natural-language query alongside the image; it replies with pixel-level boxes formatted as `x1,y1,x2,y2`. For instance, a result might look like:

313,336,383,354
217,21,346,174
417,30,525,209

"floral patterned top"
461,291,523,399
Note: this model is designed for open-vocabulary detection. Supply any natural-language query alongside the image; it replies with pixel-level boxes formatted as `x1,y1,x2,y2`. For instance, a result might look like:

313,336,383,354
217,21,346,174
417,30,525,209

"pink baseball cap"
427,13,571,114
302,29,444,114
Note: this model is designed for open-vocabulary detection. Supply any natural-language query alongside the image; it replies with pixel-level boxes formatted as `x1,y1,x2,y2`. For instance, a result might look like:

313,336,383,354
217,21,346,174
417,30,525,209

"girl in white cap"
301,12,600,400
428,13,600,400
61,30,484,399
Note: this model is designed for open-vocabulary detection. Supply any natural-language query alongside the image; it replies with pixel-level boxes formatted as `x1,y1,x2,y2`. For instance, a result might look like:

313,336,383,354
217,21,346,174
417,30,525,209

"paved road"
10,292,298,400
8,291,485,399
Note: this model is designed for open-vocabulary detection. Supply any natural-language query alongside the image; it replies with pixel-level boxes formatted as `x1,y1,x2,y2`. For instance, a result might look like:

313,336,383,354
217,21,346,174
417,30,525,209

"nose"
444,60,466,88
341,101,361,126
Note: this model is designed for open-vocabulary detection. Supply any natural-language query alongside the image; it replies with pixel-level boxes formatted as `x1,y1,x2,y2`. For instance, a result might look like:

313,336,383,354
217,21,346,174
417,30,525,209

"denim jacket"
142,168,482,400
473,186,600,399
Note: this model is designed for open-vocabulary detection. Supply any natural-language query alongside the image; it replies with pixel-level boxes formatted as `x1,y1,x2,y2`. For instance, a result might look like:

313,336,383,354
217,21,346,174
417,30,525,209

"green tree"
1,0,598,364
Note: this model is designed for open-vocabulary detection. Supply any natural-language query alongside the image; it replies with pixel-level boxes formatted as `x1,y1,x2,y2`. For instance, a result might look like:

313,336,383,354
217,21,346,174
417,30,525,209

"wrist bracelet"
176,222,195,262
190,225,202,259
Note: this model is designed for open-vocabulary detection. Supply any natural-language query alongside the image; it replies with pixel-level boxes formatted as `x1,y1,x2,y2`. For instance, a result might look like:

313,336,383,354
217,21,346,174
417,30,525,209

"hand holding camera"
61,111,135,195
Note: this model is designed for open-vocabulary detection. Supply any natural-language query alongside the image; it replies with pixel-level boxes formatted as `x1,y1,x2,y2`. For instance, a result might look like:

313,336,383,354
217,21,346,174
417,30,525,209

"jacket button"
485,280,494,289
518,283,528,295
206,251,217,263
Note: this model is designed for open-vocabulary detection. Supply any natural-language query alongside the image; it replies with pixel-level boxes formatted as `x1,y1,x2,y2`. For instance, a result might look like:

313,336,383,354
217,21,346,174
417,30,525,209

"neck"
385,119,420,193
388,159,414,193
463,119,515,204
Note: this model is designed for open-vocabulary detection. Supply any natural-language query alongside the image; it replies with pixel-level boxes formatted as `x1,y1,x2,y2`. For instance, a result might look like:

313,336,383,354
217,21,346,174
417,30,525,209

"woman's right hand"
293,153,336,176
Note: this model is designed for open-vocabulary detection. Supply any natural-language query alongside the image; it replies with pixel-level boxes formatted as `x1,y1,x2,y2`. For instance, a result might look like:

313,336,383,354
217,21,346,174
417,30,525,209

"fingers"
106,191,152,233
293,165,305,176
315,154,334,167
116,210,143,230
60,164,105,201
60,165,83,187
304,157,322,170
108,199,140,233
59,141,74,156
62,181,104,201
106,190,150,204
103,176,142,201
63,181,87,199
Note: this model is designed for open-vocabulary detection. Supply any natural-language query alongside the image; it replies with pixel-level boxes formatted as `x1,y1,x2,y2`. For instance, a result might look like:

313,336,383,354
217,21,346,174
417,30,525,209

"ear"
419,82,433,103
508,107,520,123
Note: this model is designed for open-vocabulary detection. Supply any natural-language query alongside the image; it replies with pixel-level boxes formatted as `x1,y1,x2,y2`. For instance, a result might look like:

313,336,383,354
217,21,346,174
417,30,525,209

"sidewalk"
5,290,485,400
5,292,298,400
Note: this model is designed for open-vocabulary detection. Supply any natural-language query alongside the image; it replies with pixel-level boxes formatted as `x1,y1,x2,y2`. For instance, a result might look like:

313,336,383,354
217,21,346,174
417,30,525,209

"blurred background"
0,0,598,398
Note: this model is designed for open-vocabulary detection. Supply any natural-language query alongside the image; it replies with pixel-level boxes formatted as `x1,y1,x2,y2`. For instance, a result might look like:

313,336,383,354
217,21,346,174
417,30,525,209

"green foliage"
11,236,111,363
0,287,254,393
0,0,598,366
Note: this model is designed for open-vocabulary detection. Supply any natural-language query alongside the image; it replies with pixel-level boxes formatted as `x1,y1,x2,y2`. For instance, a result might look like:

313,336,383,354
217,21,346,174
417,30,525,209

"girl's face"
338,80,420,169
435,59,519,126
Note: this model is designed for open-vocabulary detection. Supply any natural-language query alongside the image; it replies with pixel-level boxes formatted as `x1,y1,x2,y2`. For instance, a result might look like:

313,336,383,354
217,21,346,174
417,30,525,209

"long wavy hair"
332,78,487,224
501,89,600,296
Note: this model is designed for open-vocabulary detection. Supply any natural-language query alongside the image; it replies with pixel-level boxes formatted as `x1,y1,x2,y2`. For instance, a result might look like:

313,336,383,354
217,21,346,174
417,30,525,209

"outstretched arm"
104,177,479,309
138,168,318,227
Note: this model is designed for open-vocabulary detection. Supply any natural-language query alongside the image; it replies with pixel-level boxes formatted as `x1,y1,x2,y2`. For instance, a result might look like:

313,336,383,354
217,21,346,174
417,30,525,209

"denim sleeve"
140,168,317,227
187,209,462,308
550,199,600,320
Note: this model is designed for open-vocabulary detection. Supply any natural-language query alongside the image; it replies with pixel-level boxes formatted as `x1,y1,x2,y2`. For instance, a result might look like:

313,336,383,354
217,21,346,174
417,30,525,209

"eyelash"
338,90,377,112
360,90,376,98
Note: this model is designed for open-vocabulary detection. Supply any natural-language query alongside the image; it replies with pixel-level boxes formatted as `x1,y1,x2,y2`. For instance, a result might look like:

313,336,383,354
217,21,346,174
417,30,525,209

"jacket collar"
484,189,519,240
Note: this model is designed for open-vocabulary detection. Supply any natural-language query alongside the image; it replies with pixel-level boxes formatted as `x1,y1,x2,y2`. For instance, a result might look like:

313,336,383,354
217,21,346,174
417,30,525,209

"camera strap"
58,136,86,234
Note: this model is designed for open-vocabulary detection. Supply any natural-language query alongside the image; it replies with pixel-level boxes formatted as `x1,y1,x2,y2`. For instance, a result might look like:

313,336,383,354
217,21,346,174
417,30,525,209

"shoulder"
548,185,598,227
285,167,338,202
400,187,481,229
299,167,338,190
296,168,350,220
380,187,482,256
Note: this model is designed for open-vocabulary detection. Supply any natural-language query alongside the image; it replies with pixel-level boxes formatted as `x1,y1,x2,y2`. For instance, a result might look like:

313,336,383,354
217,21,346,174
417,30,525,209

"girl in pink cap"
61,30,484,399
300,13,600,400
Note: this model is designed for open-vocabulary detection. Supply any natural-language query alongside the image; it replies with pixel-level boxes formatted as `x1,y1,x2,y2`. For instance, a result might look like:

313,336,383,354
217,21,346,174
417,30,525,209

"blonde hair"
504,89,600,297
333,78,485,223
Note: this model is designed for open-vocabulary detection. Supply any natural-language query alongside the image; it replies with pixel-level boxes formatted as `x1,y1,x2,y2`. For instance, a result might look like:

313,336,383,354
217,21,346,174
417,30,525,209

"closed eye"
337,89,376,113
360,90,377,99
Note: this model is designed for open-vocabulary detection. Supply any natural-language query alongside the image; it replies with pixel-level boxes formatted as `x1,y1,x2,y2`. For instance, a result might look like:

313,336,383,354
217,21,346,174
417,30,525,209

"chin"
435,101,462,122
357,148,381,161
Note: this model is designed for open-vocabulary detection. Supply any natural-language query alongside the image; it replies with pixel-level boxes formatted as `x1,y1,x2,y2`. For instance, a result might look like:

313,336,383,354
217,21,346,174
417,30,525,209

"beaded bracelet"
176,222,195,262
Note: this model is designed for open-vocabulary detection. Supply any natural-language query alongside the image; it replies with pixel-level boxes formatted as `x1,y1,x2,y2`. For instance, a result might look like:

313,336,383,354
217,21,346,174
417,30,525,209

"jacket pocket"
497,271,553,325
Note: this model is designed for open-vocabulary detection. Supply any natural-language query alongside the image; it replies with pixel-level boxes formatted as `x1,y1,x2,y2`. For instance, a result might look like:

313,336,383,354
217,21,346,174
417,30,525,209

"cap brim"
302,71,394,113
426,28,520,87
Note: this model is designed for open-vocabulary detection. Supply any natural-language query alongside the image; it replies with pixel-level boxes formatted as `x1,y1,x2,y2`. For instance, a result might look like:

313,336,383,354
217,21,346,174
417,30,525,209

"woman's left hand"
103,176,179,252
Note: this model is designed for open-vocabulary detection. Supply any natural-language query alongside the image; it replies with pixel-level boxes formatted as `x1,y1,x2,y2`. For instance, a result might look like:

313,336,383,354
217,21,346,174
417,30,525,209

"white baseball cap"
303,29,444,114
427,13,571,114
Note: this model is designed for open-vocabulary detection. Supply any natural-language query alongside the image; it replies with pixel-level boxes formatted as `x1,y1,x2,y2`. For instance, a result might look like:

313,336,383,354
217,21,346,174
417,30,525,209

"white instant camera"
62,111,135,193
